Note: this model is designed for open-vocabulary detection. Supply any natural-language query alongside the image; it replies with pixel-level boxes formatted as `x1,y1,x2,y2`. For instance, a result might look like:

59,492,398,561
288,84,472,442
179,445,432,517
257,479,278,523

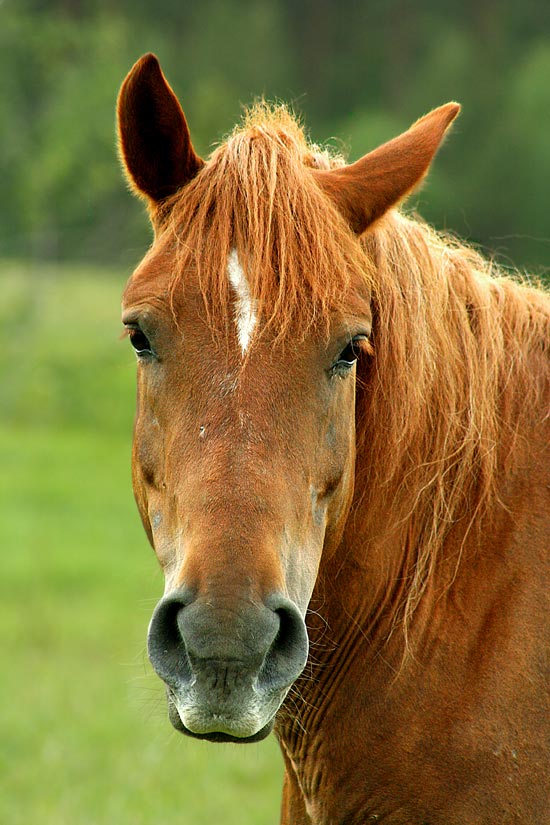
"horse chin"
179,722,274,744
166,695,275,743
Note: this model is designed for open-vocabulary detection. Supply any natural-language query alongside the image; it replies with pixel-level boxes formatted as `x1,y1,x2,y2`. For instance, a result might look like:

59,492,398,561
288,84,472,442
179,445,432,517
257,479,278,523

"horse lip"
178,720,274,744
166,685,282,741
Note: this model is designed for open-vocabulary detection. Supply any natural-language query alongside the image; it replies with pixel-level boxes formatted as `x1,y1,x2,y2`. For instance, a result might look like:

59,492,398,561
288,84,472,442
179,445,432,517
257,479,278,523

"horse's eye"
331,336,368,376
128,327,153,357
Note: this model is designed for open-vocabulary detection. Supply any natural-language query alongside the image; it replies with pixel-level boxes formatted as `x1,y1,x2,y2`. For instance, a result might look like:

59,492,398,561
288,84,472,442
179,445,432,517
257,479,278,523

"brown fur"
118,55,550,824
356,215,550,644
159,104,550,644
161,103,373,343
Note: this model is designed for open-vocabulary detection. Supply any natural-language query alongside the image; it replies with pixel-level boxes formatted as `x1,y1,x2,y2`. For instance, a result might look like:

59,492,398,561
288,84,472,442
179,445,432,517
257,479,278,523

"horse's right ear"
117,53,203,205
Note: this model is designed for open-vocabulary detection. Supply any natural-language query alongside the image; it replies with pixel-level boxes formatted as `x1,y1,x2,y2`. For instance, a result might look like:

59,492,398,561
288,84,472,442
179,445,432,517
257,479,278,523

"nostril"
258,596,309,692
147,591,194,688
148,591,308,695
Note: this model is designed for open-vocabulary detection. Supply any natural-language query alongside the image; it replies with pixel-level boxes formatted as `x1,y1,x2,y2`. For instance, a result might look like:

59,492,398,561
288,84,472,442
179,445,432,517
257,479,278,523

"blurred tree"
0,0,549,275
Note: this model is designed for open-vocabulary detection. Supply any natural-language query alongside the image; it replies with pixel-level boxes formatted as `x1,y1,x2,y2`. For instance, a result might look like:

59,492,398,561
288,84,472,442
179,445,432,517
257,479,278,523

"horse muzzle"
147,589,309,742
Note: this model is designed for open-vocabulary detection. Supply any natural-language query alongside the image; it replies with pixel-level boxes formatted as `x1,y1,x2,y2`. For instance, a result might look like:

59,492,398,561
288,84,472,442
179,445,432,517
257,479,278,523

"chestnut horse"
117,54,550,823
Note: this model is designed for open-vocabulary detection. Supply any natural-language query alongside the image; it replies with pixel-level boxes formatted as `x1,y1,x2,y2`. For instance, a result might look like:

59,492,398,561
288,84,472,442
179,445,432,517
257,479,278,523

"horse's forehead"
123,249,264,372
123,246,253,318
123,241,369,350
122,250,173,306
226,249,258,354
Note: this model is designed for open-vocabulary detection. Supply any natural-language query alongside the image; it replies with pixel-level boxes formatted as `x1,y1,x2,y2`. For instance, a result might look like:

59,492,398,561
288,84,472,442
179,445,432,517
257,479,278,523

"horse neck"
313,214,550,656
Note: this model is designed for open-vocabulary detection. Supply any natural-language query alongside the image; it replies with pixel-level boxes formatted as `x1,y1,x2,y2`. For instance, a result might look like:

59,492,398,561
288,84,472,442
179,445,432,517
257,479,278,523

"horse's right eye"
128,327,153,357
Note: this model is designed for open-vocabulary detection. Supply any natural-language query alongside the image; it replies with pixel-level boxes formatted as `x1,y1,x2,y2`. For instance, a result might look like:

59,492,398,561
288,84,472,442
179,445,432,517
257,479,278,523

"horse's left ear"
117,53,204,205
313,103,460,234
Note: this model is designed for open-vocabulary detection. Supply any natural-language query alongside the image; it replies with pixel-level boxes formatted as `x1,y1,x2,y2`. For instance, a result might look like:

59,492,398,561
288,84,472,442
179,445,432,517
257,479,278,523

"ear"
313,103,460,234
117,53,204,204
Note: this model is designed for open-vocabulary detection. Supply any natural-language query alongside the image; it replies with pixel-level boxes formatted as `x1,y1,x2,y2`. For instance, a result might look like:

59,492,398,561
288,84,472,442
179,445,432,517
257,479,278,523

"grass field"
0,262,283,824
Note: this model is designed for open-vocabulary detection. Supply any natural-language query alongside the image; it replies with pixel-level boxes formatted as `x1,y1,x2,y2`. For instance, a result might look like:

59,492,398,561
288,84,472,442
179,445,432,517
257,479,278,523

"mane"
160,103,550,641
163,102,374,341
355,214,550,643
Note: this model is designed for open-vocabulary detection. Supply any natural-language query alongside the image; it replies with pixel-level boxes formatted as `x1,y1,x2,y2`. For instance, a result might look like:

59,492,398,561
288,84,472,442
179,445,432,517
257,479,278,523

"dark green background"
3,0,550,276
1,3,549,822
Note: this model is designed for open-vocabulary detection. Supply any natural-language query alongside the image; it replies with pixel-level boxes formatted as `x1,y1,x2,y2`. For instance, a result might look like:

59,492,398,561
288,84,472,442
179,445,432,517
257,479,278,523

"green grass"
0,262,283,824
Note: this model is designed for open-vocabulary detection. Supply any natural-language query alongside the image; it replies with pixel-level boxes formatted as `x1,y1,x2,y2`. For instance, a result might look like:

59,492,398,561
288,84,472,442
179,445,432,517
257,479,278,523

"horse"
117,54,550,824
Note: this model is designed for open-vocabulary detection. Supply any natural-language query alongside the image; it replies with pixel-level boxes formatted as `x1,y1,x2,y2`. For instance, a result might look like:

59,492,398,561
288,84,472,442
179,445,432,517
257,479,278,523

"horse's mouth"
178,721,274,744
167,691,275,743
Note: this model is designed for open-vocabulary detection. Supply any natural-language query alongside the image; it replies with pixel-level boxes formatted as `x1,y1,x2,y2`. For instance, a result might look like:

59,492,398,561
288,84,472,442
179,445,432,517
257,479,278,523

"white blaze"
227,249,257,354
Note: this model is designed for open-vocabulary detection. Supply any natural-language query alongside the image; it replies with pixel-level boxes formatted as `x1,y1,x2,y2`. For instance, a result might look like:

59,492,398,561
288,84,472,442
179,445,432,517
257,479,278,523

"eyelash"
330,336,369,376
127,327,153,357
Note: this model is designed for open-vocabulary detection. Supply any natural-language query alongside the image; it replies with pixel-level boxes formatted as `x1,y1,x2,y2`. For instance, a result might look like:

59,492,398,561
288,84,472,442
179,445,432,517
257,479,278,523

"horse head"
117,54,457,743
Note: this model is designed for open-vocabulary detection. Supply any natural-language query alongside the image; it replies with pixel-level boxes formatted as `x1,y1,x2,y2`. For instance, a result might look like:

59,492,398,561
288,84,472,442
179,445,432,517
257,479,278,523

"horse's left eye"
128,327,153,357
331,336,368,376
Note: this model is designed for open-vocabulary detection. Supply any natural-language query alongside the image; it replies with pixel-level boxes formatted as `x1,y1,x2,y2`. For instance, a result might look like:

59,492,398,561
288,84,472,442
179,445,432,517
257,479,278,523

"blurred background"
1,1,549,823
